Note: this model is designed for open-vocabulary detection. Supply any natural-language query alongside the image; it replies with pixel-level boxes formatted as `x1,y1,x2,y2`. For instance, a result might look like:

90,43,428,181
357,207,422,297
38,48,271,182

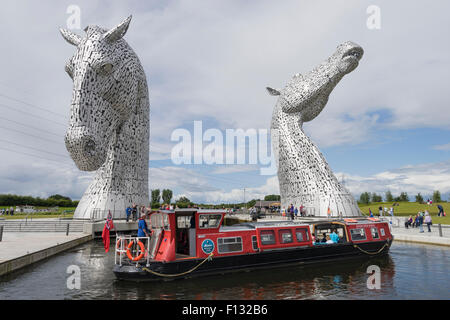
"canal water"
0,241,448,300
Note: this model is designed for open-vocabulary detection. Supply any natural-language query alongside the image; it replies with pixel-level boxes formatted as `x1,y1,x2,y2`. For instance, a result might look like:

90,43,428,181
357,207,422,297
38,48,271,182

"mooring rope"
141,253,214,278
353,242,389,255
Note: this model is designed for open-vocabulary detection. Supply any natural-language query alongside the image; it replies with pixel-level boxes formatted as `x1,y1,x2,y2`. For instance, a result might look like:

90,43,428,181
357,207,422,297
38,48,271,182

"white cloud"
211,164,259,175
432,143,450,151
1,1,449,202
182,175,280,204
164,160,450,204
339,160,450,199
0,161,92,200
149,166,219,194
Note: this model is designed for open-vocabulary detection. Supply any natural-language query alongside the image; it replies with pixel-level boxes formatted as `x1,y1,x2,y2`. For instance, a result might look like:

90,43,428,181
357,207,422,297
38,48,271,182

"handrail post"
438,224,443,237
66,223,70,236
0,225,3,241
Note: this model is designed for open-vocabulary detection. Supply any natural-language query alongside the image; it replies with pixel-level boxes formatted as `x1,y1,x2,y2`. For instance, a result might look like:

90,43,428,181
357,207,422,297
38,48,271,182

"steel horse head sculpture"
60,16,149,219
267,41,363,217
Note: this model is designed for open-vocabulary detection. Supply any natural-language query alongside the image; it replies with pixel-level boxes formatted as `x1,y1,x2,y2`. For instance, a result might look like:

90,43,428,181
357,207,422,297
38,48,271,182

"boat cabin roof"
152,210,387,231
158,208,226,215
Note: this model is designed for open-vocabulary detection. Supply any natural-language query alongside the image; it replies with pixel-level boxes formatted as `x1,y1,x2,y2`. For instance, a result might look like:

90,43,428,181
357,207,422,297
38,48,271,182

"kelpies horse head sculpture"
61,16,149,219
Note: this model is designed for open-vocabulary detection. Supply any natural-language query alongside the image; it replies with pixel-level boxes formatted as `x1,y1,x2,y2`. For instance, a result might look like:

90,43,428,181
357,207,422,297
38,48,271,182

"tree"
151,189,161,208
399,192,409,202
247,199,257,208
264,195,280,201
415,193,424,203
0,193,77,207
385,190,393,202
48,194,72,201
162,189,173,204
371,193,382,203
175,196,193,208
359,192,370,204
432,190,441,203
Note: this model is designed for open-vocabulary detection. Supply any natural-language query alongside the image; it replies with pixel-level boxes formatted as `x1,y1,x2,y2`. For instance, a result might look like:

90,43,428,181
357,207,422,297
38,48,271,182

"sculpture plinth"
60,16,149,219
267,41,363,217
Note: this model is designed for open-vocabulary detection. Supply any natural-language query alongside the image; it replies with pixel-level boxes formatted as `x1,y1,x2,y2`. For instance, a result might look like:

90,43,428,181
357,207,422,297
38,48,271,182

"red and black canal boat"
113,209,393,281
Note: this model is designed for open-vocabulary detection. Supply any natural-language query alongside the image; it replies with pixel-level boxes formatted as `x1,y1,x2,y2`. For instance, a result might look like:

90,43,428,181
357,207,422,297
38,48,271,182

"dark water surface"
0,241,448,300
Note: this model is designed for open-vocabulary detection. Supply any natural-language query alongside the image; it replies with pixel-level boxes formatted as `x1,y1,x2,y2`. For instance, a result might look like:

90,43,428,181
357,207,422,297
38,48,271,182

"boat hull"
113,239,392,282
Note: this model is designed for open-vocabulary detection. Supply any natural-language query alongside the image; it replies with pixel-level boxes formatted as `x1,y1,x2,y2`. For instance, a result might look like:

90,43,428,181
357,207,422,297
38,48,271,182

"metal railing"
24,211,33,224
58,210,74,220
115,235,151,267
90,209,126,222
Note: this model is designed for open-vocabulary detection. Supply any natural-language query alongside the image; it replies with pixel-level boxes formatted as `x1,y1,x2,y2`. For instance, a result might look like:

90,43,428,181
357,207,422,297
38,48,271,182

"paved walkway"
389,225,450,246
0,232,92,276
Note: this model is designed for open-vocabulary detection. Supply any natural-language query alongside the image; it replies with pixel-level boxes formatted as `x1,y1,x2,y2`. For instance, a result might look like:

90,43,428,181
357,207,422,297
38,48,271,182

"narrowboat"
113,209,393,281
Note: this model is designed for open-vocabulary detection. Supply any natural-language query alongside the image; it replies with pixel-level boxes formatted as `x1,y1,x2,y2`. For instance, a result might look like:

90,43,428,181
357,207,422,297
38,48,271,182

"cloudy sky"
0,0,449,204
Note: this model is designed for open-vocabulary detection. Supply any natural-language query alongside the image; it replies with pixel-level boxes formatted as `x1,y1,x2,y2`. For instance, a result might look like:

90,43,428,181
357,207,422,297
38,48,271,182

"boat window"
199,214,222,229
380,227,385,237
150,213,170,230
177,216,191,229
260,230,276,245
350,228,367,241
371,227,380,239
150,213,159,229
295,228,309,242
163,214,170,230
151,213,162,229
251,235,258,251
217,237,243,253
279,229,293,244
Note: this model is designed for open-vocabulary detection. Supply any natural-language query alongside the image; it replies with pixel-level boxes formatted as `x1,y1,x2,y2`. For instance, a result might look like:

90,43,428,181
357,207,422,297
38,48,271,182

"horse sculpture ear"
266,87,281,96
60,28,82,46
103,15,132,43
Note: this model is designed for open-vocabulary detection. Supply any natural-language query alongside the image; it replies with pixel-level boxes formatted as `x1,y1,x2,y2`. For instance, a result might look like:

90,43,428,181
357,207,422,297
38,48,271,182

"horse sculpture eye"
99,63,113,75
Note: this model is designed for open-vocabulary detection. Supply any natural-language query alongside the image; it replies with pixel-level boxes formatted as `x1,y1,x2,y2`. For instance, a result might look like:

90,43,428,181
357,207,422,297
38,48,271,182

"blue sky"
0,0,449,204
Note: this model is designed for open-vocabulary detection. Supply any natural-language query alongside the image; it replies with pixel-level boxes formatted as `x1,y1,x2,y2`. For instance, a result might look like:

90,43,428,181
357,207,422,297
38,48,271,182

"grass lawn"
0,206,75,220
358,202,450,225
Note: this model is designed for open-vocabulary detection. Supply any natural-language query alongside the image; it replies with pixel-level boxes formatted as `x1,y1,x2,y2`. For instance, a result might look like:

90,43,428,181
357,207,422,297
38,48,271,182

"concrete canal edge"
0,234,93,277
391,233,450,247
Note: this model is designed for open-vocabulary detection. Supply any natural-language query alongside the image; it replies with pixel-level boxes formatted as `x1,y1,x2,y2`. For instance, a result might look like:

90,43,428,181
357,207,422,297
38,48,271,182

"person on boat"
321,232,327,243
314,234,323,245
330,229,340,243
325,235,334,244
369,208,373,217
138,213,150,238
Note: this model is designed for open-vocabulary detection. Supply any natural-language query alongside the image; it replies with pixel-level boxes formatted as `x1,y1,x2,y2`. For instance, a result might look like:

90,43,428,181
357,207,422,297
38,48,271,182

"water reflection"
0,241,448,300
109,247,396,300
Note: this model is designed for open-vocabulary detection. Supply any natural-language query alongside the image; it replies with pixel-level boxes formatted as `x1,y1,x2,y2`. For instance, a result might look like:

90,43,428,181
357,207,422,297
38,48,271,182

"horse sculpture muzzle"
65,125,108,171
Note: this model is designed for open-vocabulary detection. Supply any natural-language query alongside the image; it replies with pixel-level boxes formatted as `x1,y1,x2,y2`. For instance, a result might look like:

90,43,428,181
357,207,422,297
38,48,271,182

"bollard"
66,223,70,236
438,224,443,237
0,225,3,241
